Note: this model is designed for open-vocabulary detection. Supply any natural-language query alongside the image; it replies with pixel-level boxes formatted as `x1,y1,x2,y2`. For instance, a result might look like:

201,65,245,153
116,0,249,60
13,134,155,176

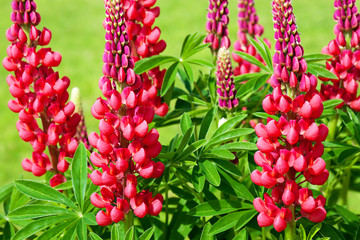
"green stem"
262,227,266,240
341,168,351,206
193,81,207,102
327,114,339,142
284,205,296,240
124,211,134,234
164,183,169,237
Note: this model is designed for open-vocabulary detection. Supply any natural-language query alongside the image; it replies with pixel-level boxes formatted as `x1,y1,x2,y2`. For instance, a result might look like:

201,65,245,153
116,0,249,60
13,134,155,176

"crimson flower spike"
250,0,329,232
120,0,169,117
89,0,164,226
204,0,231,55
321,0,360,111
3,0,81,187
216,47,239,110
232,0,271,75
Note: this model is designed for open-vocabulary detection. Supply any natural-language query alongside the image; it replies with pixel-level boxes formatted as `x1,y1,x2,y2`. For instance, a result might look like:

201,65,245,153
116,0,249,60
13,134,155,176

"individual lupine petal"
306,169,329,185
257,137,275,153
275,156,289,175
250,170,263,186
91,193,108,208
293,155,307,172
304,123,319,141
308,158,326,176
301,196,316,213
110,207,125,223
96,210,112,226
257,212,274,227
133,202,148,218
273,208,291,232
90,170,103,186
308,206,327,223
151,161,164,178
261,171,277,188
255,123,268,138
148,197,163,216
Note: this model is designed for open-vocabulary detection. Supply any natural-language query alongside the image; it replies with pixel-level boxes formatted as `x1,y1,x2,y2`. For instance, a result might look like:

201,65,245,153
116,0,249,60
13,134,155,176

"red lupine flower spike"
251,0,329,232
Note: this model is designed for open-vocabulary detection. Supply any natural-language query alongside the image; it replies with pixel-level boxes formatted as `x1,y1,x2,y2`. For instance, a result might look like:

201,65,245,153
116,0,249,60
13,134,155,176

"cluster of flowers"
251,0,329,232
216,47,239,110
3,0,80,187
321,0,360,111
204,0,231,54
89,0,164,226
232,0,270,75
121,0,168,117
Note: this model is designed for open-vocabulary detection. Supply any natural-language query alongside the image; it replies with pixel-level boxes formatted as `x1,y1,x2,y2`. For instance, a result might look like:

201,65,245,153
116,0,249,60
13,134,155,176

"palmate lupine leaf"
322,99,343,109
307,64,337,79
211,114,247,138
200,222,214,240
199,107,217,140
247,37,273,71
303,53,332,62
202,149,235,160
160,61,180,96
234,51,271,72
234,209,258,231
7,205,75,220
198,160,220,186
180,113,192,135
134,55,178,74
208,211,248,235
139,227,155,240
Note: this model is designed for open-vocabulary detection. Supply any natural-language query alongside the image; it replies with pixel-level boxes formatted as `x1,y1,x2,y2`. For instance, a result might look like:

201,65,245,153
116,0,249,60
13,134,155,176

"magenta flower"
89,0,164,226
3,0,80,187
320,0,360,111
251,0,329,232
121,0,169,117
232,0,271,75
216,47,239,110
204,0,231,55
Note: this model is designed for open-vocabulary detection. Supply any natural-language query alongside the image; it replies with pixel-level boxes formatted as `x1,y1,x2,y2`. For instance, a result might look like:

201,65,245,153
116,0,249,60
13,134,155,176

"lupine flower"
320,0,360,111
251,0,329,232
3,0,80,186
232,0,270,75
204,0,231,55
120,0,169,117
70,87,92,151
216,47,239,110
90,0,164,226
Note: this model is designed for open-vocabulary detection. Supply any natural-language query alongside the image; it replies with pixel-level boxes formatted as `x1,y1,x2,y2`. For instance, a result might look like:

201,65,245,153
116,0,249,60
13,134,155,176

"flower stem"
341,168,351,206
284,205,296,240
124,211,134,234
262,227,266,240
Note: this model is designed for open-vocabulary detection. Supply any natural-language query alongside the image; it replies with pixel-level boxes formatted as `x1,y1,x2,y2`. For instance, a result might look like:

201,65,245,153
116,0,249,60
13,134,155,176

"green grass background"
0,0,349,204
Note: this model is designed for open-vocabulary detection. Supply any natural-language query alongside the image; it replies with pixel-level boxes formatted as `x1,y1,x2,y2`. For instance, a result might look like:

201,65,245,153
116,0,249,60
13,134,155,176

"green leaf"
199,160,221,186
178,95,209,106
111,223,125,240
14,180,77,210
125,226,135,240
252,112,279,121
319,223,345,240
214,142,258,151
307,223,322,240
169,185,194,200
335,205,360,224
139,227,155,240
174,139,207,161
7,205,75,220
257,37,273,70
299,224,307,240
355,222,360,240
204,128,254,151
71,143,88,209
253,74,270,92
161,61,180,96
234,72,265,83
76,218,87,240
53,180,73,190
236,78,256,98
212,114,247,138
180,113,192,135
37,219,76,240
322,99,343,109
213,159,242,177
303,54,332,62
134,55,178,74
247,37,271,69
209,211,245,235
322,141,357,149
182,62,194,83
9,187,28,212
62,220,78,240
234,209,257,231
0,183,13,203
180,33,208,59
90,232,104,240
217,168,254,201
189,200,252,216
186,59,214,68
175,126,194,155
203,149,235,160
199,107,217,140
83,212,97,226
234,51,270,72
200,222,214,240
12,214,76,240
233,228,248,240
192,166,205,193
307,64,337,79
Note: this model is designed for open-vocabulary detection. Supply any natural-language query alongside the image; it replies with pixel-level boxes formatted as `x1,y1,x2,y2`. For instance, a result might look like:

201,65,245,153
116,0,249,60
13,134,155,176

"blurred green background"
0,1,336,186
